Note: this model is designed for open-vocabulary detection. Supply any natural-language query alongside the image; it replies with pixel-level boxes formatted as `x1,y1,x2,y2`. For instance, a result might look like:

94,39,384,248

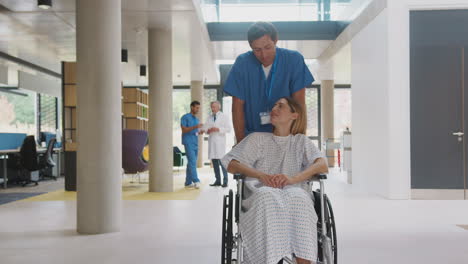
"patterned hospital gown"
221,132,325,264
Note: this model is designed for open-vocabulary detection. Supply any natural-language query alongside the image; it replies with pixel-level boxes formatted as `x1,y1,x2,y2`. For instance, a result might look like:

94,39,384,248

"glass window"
39,94,57,133
172,88,218,160
305,87,319,137
334,88,351,137
0,89,36,135
217,3,317,22
172,89,191,150
202,89,218,165
199,0,368,22
172,89,217,148
203,89,218,122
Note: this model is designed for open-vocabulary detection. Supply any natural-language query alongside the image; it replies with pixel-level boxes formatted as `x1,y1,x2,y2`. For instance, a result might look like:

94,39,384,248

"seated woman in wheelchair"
221,97,328,264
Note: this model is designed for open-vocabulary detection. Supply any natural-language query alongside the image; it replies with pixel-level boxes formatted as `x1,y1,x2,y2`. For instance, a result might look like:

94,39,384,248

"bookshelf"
62,61,77,191
122,88,148,130
61,66,146,191
63,62,78,152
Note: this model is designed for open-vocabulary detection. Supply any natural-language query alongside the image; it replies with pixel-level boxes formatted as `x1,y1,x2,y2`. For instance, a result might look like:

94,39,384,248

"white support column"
148,24,173,192
317,60,335,167
322,80,335,166
190,15,205,168
191,81,204,168
76,0,122,234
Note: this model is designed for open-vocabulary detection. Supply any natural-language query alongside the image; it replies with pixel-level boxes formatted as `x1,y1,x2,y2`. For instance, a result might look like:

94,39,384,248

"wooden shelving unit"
61,67,147,190
122,88,148,130
63,62,77,152
62,61,77,191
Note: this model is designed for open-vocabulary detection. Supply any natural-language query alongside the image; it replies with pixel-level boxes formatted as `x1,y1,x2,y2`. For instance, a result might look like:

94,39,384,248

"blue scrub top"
223,47,314,135
181,113,199,145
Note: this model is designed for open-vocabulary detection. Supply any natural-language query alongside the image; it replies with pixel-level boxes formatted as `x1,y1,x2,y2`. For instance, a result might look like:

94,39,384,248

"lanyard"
264,53,278,104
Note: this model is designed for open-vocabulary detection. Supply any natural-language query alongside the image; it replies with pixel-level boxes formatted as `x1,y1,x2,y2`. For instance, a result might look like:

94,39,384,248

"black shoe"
222,183,228,188
209,183,221,186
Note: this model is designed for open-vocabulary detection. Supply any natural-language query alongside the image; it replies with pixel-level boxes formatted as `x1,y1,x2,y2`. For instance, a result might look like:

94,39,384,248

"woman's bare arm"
290,157,328,184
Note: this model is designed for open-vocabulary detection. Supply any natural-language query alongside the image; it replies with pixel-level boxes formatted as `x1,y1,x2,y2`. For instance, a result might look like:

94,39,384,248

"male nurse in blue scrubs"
223,21,314,143
181,101,203,189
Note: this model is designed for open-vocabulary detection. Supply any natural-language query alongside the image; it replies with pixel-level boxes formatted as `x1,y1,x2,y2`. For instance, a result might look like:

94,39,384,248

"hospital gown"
221,132,325,264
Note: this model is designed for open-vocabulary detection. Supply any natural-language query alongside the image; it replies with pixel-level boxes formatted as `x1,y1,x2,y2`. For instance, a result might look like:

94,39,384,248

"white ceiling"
0,0,352,86
0,0,220,86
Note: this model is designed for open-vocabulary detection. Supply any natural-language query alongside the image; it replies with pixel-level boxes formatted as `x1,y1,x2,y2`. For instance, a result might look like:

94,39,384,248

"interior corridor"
0,168,467,264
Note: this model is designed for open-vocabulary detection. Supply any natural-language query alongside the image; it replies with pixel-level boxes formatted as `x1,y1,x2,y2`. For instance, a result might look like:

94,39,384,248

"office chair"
17,135,43,186
39,137,57,180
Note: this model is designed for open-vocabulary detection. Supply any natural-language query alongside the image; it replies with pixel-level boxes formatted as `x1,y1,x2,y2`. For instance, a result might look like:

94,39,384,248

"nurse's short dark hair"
190,101,200,107
247,22,278,45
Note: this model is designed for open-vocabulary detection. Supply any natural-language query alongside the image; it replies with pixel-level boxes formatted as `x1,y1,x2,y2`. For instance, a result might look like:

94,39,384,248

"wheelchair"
221,174,337,264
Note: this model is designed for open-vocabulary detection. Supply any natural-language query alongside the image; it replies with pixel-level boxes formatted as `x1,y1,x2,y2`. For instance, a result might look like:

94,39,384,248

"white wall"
351,9,389,197
0,65,7,85
385,1,411,199
350,0,468,199
408,0,468,10
18,71,61,98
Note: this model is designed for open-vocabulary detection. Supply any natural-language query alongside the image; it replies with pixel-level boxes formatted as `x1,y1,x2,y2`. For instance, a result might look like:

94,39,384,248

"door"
410,9,468,200
411,46,466,199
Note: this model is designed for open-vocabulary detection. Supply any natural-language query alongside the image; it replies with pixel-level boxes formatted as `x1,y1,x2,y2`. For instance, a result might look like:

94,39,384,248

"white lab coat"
202,111,232,159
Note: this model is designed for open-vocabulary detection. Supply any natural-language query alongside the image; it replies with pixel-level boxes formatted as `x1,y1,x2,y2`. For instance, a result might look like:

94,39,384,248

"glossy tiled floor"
0,168,467,264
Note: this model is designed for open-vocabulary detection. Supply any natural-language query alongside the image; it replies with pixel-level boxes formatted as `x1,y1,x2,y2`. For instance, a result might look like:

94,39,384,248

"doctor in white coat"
201,101,232,187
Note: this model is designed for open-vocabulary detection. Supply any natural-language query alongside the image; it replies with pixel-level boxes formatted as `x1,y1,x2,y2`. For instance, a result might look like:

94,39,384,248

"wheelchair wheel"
221,190,234,264
325,194,337,264
315,192,338,264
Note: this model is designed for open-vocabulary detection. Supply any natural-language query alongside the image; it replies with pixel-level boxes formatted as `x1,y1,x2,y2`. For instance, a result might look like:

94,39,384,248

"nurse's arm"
292,88,306,109
181,123,202,134
232,96,246,143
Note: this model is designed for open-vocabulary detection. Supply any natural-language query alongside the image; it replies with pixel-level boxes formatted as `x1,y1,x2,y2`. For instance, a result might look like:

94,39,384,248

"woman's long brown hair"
273,97,307,135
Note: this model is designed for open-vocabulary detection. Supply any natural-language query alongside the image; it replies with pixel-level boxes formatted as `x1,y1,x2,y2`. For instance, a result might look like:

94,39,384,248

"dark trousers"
212,159,228,184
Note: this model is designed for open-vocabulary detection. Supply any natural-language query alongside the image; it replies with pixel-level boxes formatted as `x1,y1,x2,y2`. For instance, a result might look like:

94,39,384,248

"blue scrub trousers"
184,143,200,185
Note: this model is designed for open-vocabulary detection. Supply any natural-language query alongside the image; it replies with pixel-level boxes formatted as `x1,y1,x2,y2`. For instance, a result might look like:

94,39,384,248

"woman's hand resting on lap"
259,174,276,187
272,174,293,188
259,174,293,188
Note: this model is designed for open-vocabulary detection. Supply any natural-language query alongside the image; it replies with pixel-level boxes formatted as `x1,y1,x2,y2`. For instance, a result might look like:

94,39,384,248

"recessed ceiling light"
38,0,52,10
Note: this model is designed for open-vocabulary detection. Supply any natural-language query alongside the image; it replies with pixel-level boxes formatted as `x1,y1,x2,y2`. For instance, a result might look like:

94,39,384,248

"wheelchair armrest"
308,173,327,183
233,173,245,180
316,174,327,180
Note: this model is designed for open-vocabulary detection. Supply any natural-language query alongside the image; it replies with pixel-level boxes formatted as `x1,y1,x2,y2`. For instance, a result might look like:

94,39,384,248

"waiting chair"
122,129,148,183
142,144,149,163
173,146,185,171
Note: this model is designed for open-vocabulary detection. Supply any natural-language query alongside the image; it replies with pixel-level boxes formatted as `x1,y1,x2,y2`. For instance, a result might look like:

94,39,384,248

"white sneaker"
185,183,195,189
194,182,200,189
